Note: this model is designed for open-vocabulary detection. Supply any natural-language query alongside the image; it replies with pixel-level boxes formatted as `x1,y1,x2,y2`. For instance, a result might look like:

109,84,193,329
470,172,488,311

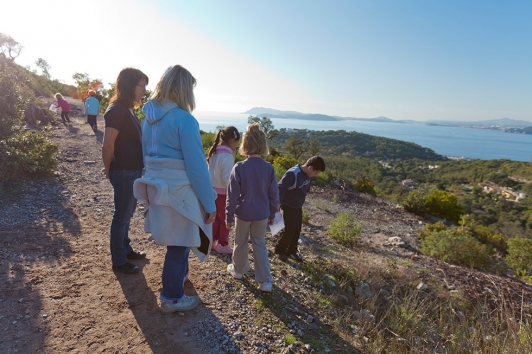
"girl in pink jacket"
207,126,240,253
55,93,71,123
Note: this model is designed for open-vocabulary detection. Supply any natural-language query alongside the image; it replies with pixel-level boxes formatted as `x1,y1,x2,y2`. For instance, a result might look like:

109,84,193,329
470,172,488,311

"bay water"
194,111,532,162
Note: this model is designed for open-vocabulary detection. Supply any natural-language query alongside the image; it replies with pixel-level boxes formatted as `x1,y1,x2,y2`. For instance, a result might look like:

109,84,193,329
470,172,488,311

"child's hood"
142,100,179,124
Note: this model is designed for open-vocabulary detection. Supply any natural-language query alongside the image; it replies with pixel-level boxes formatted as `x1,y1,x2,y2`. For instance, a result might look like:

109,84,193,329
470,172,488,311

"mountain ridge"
243,107,532,127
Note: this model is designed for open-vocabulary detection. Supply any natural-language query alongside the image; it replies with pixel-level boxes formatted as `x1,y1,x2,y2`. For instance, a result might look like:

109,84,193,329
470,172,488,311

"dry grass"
299,253,532,353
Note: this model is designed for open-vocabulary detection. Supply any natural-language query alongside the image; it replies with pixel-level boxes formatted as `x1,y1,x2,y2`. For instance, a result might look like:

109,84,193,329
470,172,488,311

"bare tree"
0,33,23,60
247,116,279,140
285,136,308,159
309,138,320,155
35,58,51,79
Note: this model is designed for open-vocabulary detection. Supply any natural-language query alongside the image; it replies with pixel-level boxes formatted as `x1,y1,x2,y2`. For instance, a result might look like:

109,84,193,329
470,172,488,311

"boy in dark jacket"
274,156,325,262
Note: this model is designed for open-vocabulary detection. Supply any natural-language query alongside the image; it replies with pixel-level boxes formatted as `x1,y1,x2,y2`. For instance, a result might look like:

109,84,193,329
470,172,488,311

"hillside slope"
0,99,531,353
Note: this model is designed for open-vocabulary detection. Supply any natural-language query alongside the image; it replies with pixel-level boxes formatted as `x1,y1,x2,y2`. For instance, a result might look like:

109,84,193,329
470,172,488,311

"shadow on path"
115,261,240,354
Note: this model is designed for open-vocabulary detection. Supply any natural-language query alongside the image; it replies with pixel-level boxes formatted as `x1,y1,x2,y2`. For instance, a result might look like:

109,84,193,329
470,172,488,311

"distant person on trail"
55,93,71,123
102,67,149,274
85,90,100,132
207,126,240,254
133,64,216,314
225,123,279,293
274,156,325,262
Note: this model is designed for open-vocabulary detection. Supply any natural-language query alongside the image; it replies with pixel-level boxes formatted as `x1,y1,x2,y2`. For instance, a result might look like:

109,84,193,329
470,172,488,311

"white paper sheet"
269,212,285,236
49,104,59,113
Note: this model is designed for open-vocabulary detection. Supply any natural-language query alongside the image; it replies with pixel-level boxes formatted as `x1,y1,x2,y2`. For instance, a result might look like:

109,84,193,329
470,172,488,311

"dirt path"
0,102,223,353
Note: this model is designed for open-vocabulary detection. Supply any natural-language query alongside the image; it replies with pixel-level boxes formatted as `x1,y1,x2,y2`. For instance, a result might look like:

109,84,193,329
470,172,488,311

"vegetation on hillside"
0,34,61,191
270,128,443,160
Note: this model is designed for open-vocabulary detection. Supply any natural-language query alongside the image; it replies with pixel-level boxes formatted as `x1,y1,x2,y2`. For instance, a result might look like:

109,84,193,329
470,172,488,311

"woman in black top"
102,68,149,274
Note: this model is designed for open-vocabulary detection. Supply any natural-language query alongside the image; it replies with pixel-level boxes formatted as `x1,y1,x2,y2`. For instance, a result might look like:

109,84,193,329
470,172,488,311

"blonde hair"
239,123,268,156
55,93,63,100
151,65,196,113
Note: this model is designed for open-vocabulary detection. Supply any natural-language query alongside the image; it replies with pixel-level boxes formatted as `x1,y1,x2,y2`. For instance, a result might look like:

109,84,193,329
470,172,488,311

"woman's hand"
205,212,216,224
102,167,109,179
226,222,233,231
268,218,274,225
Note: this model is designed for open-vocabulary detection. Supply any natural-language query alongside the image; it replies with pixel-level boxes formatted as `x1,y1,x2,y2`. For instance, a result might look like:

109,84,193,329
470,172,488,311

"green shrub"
473,225,507,253
302,209,310,223
0,130,58,185
201,131,215,154
313,171,329,186
273,155,299,170
328,212,362,247
417,221,448,240
423,189,463,224
420,230,492,270
0,63,34,139
356,177,376,196
506,238,532,274
402,190,426,216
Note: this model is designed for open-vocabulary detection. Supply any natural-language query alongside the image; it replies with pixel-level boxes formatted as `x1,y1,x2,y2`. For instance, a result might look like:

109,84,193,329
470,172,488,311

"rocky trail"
1,98,531,353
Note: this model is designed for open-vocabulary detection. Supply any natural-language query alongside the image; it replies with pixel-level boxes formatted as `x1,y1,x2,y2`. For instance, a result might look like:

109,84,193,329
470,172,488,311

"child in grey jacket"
226,123,279,292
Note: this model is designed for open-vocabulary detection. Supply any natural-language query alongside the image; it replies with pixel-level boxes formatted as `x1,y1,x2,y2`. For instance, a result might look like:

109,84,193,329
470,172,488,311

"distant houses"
480,182,527,201
401,179,417,187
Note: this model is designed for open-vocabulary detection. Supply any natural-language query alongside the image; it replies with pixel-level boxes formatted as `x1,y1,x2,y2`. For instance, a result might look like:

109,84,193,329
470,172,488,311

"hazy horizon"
195,109,532,124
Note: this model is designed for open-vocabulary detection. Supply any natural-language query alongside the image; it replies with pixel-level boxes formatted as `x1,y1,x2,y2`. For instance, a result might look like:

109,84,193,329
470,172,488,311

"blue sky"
1,0,531,121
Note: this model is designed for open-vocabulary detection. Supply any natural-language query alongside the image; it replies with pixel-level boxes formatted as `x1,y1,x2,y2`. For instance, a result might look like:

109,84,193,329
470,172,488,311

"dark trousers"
275,205,302,255
61,111,71,123
87,115,97,130
109,169,142,266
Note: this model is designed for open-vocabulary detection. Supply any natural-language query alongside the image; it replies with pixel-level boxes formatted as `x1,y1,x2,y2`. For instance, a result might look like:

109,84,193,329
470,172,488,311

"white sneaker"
160,295,200,314
259,281,272,292
227,264,242,279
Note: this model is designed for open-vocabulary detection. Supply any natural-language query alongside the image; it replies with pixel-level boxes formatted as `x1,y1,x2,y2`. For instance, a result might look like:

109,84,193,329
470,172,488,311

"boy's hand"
226,222,233,230
268,218,274,225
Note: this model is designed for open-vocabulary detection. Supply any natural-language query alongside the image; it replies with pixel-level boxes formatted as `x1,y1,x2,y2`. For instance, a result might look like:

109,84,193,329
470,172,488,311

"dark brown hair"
304,156,326,172
207,126,240,162
109,67,149,109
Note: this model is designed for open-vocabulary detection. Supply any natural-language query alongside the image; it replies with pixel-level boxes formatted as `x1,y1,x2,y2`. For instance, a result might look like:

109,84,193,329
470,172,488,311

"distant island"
243,107,400,123
243,107,532,132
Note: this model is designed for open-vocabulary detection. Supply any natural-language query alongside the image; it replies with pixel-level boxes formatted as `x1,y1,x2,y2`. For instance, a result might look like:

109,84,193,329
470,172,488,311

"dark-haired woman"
102,67,148,274
207,126,240,254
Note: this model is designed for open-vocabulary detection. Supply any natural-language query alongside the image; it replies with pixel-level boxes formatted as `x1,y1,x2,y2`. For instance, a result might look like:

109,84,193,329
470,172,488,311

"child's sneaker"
215,244,233,254
160,295,200,314
227,264,242,279
259,281,272,292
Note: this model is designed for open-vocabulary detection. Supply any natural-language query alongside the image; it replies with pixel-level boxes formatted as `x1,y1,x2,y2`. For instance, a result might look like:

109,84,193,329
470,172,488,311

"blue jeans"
160,246,190,302
109,169,142,266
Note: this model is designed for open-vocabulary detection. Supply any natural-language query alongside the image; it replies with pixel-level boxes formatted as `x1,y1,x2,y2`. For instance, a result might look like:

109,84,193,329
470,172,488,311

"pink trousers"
212,194,230,246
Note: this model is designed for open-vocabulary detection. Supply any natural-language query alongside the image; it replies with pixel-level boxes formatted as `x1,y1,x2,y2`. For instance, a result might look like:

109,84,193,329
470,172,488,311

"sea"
194,111,532,162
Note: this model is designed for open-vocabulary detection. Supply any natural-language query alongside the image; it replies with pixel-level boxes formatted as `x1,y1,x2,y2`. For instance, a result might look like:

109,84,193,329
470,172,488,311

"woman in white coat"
134,65,216,314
